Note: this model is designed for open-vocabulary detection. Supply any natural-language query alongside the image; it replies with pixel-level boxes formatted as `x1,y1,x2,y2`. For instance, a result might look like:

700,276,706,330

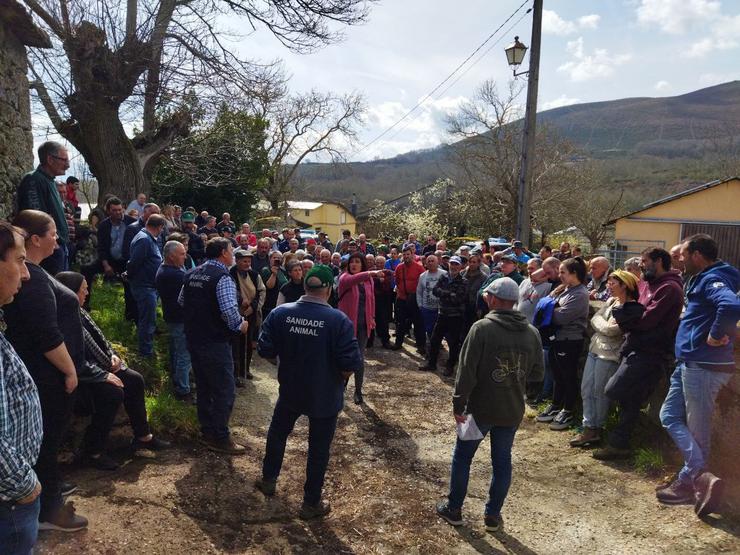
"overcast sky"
32,0,740,167
234,0,740,161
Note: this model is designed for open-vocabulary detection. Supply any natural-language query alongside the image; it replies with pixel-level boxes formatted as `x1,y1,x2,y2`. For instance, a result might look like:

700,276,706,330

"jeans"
427,314,464,369
0,497,40,555
660,363,732,486
550,340,584,412
167,323,191,394
189,341,235,440
447,424,517,516
131,285,158,357
420,307,438,337
262,399,338,505
581,353,618,428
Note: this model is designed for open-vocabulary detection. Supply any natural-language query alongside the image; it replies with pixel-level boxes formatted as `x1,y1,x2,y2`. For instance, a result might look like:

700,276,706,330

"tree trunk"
76,104,146,205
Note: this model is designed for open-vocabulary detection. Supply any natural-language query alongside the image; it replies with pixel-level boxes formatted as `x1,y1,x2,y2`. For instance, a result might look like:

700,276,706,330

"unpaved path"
38,344,739,554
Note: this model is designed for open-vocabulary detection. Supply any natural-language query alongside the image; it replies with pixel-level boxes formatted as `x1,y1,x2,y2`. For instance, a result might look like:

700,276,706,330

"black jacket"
97,215,136,264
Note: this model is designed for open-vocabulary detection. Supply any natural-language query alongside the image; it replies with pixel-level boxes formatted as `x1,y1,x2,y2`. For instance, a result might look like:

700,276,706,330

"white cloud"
541,95,582,110
557,37,632,82
543,10,601,35
636,0,721,34
698,71,740,87
684,13,740,57
654,80,671,91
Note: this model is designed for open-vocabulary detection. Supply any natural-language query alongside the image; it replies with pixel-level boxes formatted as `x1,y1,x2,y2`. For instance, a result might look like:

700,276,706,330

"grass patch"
633,447,665,475
89,279,198,438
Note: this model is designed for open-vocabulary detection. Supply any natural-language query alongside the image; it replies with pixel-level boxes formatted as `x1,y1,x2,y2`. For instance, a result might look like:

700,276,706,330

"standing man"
334,229,352,253
16,141,70,274
230,249,265,385
252,238,272,275
357,234,375,256
416,254,446,343
587,256,612,300
127,193,147,216
180,212,205,264
391,245,426,354
127,214,166,357
420,256,467,376
155,241,193,402
658,234,740,515
182,238,249,454
217,213,236,236
436,278,544,531
0,222,43,554
256,265,362,519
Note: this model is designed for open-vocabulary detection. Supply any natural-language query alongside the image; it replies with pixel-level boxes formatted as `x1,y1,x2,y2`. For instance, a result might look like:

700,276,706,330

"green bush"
633,447,665,475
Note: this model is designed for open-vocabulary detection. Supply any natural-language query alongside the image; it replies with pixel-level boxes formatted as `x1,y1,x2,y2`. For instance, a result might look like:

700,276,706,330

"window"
304,210,310,217
339,211,346,224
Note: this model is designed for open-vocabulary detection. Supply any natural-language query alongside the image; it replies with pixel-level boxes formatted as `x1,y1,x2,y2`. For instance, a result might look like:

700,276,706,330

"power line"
350,0,532,159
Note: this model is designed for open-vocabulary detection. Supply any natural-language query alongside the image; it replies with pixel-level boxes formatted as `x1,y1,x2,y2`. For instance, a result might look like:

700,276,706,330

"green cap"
181,211,195,223
304,264,334,289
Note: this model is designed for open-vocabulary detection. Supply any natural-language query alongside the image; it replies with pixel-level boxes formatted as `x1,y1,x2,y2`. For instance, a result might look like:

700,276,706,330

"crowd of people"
1,141,738,552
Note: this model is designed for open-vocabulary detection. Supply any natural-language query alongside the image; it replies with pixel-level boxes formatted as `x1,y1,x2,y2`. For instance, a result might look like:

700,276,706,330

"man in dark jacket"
594,247,683,461
180,211,205,264
420,256,468,375
16,141,70,274
230,249,265,386
657,234,740,515
436,277,543,531
256,265,362,520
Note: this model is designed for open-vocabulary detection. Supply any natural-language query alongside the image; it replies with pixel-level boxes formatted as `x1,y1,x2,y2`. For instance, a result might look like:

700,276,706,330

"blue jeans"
189,341,235,440
581,353,618,428
0,497,40,555
660,363,732,486
420,307,438,337
447,423,517,516
167,322,191,395
131,285,157,357
262,399,338,506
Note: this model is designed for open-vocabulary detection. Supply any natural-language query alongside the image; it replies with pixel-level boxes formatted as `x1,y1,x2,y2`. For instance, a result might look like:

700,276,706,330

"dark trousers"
34,381,73,521
262,399,338,506
605,352,665,449
189,341,235,440
550,339,584,412
81,258,134,316
75,381,124,455
232,315,256,379
375,296,393,344
427,314,464,369
394,297,425,348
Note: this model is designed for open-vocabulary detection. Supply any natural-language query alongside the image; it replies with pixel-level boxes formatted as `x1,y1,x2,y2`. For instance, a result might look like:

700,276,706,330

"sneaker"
655,471,680,492
299,500,331,520
255,478,277,497
60,482,77,498
201,436,246,455
694,471,724,517
39,502,89,532
353,391,364,405
82,452,120,471
592,445,632,461
418,364,435,372
549,410,573,431
235,376,246,388
132,436,171,452
569,427,602,447
535,405,559,423
484,513,504,532
435,500,463,526
656,479,695,505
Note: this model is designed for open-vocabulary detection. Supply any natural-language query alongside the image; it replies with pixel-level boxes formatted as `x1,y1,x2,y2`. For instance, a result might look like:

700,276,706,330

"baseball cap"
501,253,518,263
304,264,334,289
181,212,195,223
234,248,253,258
306,238,316,245
513,240,523,248
484,277,519,301
449,255,463,265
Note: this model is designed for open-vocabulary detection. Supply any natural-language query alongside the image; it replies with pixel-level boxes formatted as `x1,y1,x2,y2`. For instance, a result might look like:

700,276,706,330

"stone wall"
0,22,34,219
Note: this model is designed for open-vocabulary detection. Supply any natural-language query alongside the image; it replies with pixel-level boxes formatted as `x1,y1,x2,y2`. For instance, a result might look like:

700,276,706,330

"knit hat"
304,264,334,289
610,269,639,292
483,277,519,302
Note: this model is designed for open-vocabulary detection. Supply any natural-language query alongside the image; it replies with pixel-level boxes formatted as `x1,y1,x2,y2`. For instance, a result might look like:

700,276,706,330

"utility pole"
515,0,542,246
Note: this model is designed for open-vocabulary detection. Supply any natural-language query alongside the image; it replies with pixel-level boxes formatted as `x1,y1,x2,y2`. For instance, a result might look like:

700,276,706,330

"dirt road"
38,345,739,554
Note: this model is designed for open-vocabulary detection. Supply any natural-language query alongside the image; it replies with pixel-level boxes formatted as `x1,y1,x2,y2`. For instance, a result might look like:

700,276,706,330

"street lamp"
504,36,528,76
503,0,542,247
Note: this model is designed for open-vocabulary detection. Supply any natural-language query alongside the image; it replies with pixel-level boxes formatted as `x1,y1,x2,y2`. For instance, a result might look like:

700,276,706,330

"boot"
569,427,602,448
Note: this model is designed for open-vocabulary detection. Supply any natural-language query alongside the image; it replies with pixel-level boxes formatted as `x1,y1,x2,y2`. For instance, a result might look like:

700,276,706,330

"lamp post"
505,0,542,246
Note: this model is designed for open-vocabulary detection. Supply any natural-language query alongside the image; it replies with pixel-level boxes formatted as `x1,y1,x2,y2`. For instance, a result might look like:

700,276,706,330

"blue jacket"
258,295,362,417
675,261,740,370
127,229,163,288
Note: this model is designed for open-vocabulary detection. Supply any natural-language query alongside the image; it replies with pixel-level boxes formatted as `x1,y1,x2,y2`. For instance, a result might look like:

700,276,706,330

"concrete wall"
0,22,34,219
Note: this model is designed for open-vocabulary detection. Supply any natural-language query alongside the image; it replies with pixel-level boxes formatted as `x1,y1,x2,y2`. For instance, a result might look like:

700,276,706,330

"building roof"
608,176,740,224
286,201,323,210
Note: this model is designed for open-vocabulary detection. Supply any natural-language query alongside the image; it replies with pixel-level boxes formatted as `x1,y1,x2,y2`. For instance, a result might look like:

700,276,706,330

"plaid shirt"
0,326,43,501
178,260,243,332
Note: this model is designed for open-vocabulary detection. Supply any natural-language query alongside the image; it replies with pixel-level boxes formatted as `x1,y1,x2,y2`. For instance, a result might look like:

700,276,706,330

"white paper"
456,414,484,441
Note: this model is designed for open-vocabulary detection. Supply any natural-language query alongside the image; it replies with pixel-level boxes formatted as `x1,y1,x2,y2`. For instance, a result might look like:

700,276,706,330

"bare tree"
252,89,365,213
23,0,373,203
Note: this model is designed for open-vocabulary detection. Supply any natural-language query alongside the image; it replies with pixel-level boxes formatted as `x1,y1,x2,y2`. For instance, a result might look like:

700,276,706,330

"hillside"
294,81,740,207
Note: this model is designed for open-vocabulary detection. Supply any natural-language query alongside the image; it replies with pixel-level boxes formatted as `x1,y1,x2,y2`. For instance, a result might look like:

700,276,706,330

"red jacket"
395,261,425,301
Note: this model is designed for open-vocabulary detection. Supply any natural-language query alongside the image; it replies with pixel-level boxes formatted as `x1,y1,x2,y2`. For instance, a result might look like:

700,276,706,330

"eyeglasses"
51,155,69,163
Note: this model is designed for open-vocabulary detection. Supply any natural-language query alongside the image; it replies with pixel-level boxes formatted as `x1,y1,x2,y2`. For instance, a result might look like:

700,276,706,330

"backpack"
533,296,558,345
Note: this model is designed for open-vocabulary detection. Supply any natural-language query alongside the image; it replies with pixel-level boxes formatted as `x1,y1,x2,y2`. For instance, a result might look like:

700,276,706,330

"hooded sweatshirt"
675,261,740,371
453,309,544,427
629,271,684,357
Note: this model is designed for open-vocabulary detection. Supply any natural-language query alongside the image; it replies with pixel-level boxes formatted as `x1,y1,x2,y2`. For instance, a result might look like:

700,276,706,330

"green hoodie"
453,309,544,427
